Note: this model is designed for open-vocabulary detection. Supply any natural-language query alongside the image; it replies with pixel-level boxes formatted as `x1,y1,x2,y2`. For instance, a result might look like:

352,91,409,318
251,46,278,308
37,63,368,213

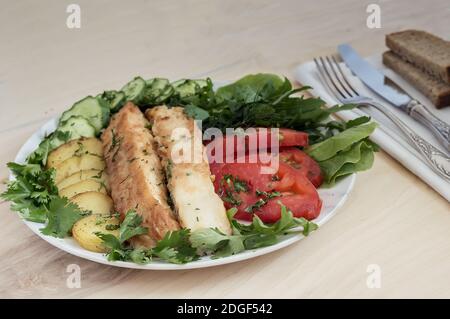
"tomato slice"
279,147,323,187
278,128,309,148
210,162,272,192
268,162,322,221
210,158,322,223
206,128,308,164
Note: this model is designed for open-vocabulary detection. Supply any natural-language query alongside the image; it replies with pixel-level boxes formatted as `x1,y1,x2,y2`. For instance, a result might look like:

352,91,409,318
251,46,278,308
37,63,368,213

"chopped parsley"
105,224,120,231
222,174,249,193
127,157,138,163
55,130,71,143
218,174,250,207
74,141,85,157
221,189,242,206
108,129,123,162
166,159,173,179
245,190,281,213
119,175,130,185
94,169,104,179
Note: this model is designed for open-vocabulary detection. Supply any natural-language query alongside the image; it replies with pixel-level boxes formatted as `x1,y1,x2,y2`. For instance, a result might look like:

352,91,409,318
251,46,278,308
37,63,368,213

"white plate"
12,117,355,270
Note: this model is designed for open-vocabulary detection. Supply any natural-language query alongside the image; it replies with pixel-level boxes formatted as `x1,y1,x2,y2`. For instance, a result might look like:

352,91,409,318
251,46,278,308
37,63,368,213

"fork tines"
314,56,360,103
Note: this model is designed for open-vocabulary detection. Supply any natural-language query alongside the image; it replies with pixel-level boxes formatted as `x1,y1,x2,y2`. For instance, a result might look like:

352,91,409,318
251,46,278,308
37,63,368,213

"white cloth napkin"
294,54,450,201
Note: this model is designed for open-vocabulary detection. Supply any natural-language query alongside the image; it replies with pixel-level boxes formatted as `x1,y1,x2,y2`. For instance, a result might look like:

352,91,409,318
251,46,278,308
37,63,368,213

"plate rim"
11,117,356,270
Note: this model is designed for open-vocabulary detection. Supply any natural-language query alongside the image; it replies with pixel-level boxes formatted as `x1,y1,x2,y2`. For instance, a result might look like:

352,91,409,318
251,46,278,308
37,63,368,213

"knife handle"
406,100,450,152
364,100,450,181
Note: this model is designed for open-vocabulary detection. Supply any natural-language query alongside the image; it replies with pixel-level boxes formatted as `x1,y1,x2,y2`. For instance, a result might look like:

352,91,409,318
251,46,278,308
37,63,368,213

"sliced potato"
54,154,105,183
70,191,113,215
57,169,109,191
59,180,107,199
47,137,103,169
72,214,120,252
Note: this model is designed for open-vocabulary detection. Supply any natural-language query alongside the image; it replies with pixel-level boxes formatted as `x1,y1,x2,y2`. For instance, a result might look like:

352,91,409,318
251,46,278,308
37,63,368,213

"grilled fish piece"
102,102,179,247
146,106,231,235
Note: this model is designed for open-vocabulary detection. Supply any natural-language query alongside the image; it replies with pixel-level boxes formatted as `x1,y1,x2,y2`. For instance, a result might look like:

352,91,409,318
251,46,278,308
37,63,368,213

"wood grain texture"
0,0,449,298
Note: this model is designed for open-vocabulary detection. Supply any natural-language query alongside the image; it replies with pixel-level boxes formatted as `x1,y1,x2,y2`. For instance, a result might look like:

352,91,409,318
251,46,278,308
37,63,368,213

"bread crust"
386,30,450,84
383,51,450,108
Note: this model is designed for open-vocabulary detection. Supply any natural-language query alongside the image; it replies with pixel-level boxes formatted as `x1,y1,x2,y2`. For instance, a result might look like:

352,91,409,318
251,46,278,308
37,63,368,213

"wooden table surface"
1,0,449,299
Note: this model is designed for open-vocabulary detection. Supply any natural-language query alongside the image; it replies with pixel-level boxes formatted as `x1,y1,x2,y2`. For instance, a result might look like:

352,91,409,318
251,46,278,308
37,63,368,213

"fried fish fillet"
146,106,232,235
102,103,180,247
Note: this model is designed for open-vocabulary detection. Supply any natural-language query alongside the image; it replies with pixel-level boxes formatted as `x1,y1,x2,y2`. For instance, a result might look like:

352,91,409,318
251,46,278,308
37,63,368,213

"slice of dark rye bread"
383,51,450,109
386,30,450,84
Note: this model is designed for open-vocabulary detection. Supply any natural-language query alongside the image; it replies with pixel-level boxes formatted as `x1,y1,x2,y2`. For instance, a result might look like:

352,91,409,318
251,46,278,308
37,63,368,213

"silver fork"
314,55,450,182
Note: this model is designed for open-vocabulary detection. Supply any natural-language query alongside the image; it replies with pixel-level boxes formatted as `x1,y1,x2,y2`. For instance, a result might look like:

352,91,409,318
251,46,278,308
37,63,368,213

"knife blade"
338,43,450,152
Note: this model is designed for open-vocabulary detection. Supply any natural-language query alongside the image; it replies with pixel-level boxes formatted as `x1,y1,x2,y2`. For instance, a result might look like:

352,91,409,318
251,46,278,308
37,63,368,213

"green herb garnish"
245,190,281,213
96,204,318,264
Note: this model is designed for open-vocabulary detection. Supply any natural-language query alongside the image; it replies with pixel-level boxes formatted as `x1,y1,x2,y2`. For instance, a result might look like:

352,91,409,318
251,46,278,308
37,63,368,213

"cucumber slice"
100,90,126,113
97,97,111,127
121,76,146,104
154,85,174,104
57,116,96,140
141,78,172,105
60,96,110,134
192,79,208,88
173,79,199,98
47,116,96,151
171,79,186,88
148,78,169,90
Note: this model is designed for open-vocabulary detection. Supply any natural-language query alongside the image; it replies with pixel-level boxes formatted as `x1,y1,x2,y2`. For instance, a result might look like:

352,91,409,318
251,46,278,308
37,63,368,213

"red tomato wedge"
210,158,322,223
279,147,323,187
277,128,309,147
206,128,308,164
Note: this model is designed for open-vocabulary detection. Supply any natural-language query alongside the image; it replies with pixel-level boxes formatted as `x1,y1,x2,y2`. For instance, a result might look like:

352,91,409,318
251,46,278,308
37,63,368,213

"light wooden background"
0,0,449,298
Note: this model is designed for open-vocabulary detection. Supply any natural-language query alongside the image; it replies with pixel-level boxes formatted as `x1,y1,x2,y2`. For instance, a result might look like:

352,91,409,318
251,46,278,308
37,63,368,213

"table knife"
338,44,450,152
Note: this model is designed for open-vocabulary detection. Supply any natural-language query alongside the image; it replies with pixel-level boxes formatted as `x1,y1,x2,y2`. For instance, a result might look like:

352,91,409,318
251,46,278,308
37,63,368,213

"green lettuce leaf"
306,122,377,161
319,140,376,185
326,141,375,184
306,122,378,185
184,104,209,121
216,73,287,103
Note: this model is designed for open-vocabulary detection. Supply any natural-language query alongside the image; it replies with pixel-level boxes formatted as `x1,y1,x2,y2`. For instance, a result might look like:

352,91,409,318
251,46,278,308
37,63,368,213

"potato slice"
72,214,120,253
54,154,105,184
47,137,103,169
59,180,107,199
57,169,109,191
70,191,113,215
